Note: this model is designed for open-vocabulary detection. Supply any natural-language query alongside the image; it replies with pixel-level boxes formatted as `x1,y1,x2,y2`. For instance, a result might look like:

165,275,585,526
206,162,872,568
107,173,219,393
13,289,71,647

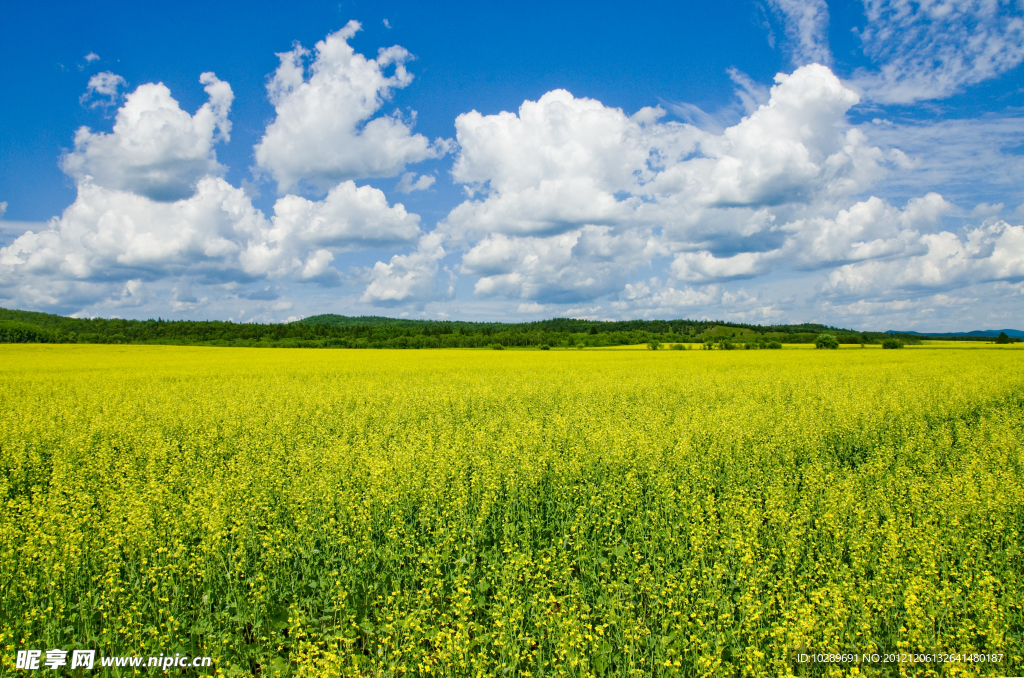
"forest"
0,306,1001,349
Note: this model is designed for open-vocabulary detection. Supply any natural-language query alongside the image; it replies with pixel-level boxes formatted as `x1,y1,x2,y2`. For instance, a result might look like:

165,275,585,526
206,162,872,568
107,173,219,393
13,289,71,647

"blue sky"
1,0,1023,330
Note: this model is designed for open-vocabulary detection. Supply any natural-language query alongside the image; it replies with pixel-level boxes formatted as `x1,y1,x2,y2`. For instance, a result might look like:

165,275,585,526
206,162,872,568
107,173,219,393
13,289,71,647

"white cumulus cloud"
461,227,653,303
361,233,448,306
824,219,1024,298
271,180,421,251
0,178,266,286
665,193,951,283
254,20,450,194
440,64,895,304
62,73,233,201
0,176,422,311
446,90,679,238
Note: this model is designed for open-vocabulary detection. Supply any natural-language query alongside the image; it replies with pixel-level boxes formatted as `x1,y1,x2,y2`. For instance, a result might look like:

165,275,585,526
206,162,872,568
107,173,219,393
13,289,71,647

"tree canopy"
0,307,928,349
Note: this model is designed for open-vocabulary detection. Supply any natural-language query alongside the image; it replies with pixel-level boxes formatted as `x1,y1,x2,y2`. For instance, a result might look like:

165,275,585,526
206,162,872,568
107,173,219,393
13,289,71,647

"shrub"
814,334,840,349
539,344,551,351
647,340,661,350
491,344,504,350
882,338,904,349
766,341,783,349
670,343,686,350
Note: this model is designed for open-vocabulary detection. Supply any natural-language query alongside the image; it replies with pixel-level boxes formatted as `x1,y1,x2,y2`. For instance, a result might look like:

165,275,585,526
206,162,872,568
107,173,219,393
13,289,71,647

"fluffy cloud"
361,233,448,306
824,219,1024,298
1,59,432,313
254,21,449,194
460,227,653,303
0,178,269,284
783,192,950,268
446,65,882,242
670,250,782,283
611,279,782,322
271,181,420,251
0,175,420,310
433,64,1010,313
439,64,897,304
854,0,1024,103
665,193,950,283
62,73,233,201
446,90,681,238
656,66,879,211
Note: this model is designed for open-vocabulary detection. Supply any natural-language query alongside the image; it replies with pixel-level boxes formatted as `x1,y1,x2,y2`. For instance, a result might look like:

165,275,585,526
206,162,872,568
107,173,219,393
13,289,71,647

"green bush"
882,338,904,349
670,343,686,350
647,340,661,350
539,344,551,351
766,341,783,349
491,344,504,350
814,334,840,349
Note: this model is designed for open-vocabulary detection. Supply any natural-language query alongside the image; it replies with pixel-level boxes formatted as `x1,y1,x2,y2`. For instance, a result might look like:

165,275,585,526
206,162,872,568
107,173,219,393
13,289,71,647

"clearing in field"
1,345,1022,676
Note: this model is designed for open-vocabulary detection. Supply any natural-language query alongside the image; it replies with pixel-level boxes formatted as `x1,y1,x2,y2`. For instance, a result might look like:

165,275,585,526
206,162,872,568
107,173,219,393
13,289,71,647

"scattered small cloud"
396,172,435,193
764,0,832,66
852,0,1024,103
972,202,1004,217
79,71,127,109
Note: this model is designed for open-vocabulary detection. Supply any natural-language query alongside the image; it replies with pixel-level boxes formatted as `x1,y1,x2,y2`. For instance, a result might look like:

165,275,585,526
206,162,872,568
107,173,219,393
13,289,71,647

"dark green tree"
814,334,839,349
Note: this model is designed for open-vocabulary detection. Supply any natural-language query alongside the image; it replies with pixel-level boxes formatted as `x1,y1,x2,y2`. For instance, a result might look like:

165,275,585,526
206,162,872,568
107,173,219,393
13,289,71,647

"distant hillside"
1,307,869,348
0,306,930,349
893,329,1024,339
299,313,852,337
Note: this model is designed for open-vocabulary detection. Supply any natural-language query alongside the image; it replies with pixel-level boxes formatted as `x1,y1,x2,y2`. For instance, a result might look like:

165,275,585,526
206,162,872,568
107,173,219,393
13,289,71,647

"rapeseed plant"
0,345,1021,676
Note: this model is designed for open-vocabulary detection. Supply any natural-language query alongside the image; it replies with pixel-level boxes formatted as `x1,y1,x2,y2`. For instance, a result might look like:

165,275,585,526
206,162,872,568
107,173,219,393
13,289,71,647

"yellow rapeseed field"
1,345,1022,677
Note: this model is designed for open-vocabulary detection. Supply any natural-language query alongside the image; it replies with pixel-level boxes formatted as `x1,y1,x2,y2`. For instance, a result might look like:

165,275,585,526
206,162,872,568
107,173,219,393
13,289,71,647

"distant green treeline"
0,307,957,349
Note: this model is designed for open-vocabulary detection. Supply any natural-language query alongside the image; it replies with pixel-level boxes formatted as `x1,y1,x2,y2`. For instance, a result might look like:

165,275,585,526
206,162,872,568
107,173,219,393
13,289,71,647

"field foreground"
1,346,1022,677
